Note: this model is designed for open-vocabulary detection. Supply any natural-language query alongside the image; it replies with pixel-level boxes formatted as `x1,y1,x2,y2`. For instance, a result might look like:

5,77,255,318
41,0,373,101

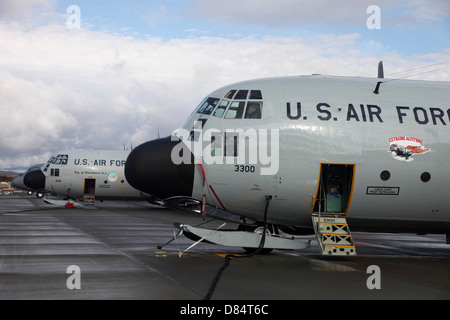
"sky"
0,0,449,171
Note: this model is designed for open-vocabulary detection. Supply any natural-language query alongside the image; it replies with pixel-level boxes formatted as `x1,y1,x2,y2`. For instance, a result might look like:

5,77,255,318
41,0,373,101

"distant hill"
0,171,20,176
0,171,20,182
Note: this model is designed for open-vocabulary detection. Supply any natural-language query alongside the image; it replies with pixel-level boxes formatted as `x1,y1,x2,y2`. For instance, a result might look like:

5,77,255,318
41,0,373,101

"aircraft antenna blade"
374,61,384,94
378,61,384,79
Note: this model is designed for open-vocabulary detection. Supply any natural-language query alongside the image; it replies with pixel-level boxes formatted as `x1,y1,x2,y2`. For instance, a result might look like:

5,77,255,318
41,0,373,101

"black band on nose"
23,170,45,190
125,136,194,200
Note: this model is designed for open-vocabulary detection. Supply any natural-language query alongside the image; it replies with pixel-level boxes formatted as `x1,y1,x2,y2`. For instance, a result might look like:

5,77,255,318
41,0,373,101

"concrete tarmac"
0,193,449,300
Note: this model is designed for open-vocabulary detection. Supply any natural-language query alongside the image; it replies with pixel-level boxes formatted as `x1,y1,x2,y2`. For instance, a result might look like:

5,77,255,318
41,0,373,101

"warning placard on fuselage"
366,186,400,195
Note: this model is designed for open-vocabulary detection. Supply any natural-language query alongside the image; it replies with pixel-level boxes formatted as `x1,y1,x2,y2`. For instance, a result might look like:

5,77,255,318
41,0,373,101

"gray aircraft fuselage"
127,75,450,235
39,149,146,201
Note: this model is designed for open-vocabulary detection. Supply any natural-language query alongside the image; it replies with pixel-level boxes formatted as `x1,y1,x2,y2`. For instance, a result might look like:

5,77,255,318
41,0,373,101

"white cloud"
0,0,59,29
190,0,450,27
0,0,55,19
190,0,387,27
402,0,450,22
0,5,448,169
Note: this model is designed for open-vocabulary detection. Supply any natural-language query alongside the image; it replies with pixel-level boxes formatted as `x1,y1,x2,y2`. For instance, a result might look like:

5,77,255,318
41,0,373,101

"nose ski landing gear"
164,195,311,254
177,223,311,252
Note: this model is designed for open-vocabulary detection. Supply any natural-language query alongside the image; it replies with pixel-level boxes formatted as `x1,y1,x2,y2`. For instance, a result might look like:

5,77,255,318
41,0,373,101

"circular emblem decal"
108,172,118,182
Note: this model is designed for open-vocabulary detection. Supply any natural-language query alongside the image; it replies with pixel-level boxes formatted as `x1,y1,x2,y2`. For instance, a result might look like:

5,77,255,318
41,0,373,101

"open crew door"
313,163,355,215
83,178,96,206
83,178,96,195
312,163,357,255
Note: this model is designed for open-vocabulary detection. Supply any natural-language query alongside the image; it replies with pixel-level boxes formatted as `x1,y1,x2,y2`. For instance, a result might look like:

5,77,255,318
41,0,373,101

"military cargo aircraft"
125,65,450,255
22,149,153,204
10,164,45,197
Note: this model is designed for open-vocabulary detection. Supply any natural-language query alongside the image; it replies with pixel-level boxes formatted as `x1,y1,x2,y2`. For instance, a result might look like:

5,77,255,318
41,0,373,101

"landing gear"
178,223,310,252
239,224,277,254
171,195,310,253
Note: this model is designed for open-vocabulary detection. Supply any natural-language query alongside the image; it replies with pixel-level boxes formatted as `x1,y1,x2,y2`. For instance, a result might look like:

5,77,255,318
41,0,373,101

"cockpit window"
224,90,236,99
244,102,262,119
48,154,68,165
197,97,219,115
249,90,262,99
234,90,248,100
213,100,229,118
225,101,245,119
196,90,263,120
224,90,262,100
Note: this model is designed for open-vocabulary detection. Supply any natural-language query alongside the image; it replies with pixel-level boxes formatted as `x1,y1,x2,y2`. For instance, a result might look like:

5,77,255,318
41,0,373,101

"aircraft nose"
23,170,46,190
11,175,23,189
125,136,195,200
10,177,17,188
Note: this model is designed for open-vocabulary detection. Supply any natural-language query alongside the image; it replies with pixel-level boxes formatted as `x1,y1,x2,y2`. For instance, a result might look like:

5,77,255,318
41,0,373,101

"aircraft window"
211,136,216,156
194,118,207,129
224,101,245,119
420,172,431,182
249,90,262,99
244,102,262,119
189,130,201,142
224,90,237,99
210,132,223,156
213,100,229,118
224,132,239,157
224,90,262,100
197,97,219,115
234,90,249,100
53,154,68,165
380,170,390,181
189,118,208,141
50,168,60,177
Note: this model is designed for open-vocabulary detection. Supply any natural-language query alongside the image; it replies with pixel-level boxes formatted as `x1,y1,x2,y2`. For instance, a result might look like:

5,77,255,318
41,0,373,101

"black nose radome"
23,170,45,190
125,136,195,200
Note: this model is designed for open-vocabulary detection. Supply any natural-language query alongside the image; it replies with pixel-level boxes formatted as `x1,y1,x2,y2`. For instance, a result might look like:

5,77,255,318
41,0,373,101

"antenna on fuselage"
373,61,384,94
